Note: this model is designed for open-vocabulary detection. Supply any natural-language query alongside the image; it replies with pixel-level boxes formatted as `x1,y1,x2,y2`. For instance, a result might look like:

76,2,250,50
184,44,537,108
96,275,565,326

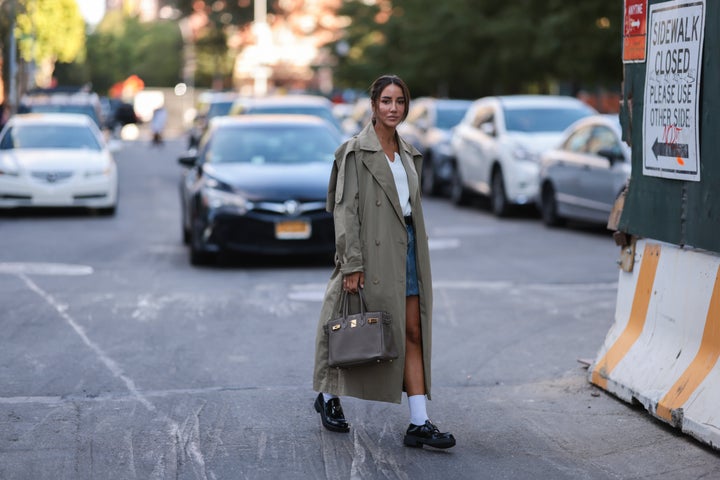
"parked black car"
178,115,341,265
187,91,239,148
398,98,472,196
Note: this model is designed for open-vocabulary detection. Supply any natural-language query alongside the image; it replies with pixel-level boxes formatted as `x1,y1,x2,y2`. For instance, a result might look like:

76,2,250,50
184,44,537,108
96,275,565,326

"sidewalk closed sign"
643,0,705,181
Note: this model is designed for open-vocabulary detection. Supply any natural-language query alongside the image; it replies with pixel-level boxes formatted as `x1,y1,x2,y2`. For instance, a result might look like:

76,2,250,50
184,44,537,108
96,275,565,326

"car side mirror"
480,122,496,137
178,153,198,168
597,148,624,164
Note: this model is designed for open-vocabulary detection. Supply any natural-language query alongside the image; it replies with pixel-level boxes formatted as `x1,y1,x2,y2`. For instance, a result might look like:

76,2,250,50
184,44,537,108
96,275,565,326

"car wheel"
97,206,116,216
421,155,440,196
190,245,214,266
189,214,215,266
450,163,470,206
490,169,510,217
182,224,190,245
541,183,565,227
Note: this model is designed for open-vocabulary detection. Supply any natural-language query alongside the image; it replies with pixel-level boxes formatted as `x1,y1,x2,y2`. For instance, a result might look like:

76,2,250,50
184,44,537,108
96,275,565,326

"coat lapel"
356,124,405,223
398,136,420,206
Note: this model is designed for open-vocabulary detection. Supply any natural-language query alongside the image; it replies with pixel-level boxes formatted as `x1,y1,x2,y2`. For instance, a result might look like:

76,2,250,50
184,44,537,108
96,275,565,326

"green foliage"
332,0,622,98
85,12,183,93
15,0,85,64
173,0,256,26
194,27,235,88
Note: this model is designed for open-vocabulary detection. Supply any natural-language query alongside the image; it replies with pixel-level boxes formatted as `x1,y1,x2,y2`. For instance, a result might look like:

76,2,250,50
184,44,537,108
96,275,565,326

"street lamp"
2,0,19,114
253,0,270,96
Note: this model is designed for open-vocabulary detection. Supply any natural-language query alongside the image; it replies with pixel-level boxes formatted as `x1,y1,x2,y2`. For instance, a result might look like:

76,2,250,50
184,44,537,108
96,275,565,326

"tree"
330,0,622,99
84,12,183,93
15,0,86,87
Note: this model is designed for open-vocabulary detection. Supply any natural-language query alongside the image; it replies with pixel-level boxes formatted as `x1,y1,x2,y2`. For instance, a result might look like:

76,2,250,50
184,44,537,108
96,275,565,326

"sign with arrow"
642,0,704,181
623,0,647,63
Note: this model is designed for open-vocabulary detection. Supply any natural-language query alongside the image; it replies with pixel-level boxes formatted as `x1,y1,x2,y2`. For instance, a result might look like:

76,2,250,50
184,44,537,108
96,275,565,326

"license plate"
275,220,311,239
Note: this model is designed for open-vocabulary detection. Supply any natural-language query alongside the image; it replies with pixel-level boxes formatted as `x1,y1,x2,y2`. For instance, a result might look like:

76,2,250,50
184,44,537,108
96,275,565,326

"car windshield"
25,104,101,127
503,106,593,133
436,105,470,129
205,124,339,164
245,105,342,131
0,124,102,151
206,101,234,119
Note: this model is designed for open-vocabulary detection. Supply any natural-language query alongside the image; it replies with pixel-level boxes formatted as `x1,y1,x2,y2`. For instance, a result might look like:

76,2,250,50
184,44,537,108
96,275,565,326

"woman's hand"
343,272,364,293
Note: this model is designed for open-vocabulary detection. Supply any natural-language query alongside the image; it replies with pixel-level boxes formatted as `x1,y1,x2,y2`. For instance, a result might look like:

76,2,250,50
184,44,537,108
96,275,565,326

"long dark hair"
369,74,411,123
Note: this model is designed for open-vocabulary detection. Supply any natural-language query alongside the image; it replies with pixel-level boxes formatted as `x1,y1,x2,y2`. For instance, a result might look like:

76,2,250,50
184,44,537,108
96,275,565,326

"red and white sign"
624,0,648,62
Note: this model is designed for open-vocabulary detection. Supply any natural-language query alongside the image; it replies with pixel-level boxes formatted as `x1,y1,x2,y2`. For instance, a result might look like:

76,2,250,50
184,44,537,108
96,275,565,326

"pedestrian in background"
150,104,167,146
312,74,455,449
0,103,9,131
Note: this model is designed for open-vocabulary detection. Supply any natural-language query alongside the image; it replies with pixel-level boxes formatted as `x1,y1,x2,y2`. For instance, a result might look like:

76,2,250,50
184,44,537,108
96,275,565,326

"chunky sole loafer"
314,394,350,433
403,420,456,449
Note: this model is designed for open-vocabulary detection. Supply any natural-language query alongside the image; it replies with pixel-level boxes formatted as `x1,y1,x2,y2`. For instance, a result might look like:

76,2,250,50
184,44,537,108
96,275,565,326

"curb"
590,238,720,449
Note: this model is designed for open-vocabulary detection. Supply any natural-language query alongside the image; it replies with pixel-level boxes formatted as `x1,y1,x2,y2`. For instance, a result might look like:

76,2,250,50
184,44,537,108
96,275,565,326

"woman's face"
374,83,406,130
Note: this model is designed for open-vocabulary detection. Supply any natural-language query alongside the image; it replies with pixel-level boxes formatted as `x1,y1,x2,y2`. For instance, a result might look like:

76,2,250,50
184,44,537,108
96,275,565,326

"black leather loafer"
403,420,456,449
314,393,350,433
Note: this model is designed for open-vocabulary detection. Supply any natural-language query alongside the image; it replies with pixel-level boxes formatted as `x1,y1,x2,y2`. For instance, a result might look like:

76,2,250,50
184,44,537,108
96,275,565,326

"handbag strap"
336,287,369,319
357,287,369,314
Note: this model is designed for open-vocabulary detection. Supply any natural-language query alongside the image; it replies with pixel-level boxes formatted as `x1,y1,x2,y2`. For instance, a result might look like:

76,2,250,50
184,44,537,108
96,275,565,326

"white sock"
408,394,429,425
322,393,338,403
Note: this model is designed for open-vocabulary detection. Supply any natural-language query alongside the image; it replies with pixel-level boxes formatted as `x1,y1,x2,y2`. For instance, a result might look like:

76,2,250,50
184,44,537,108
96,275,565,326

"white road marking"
0,262,93,276
428,237,461,250
0,396,64,404
20,273,155,411
288,281,617,302
17,273,210,479
288,283,327,302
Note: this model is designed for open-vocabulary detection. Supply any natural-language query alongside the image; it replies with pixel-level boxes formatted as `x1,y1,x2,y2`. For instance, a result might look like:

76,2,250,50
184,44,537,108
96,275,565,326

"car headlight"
201,180,253,214
85,165,112,177
512,145,540,163
0,159,19,176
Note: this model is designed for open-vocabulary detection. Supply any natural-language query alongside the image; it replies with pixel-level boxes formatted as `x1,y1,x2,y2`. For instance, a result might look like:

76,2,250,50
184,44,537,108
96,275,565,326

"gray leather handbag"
326,288,398,368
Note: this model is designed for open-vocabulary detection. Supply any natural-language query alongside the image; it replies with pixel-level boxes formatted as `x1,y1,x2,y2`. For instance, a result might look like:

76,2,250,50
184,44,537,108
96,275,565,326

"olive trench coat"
313,122,433,404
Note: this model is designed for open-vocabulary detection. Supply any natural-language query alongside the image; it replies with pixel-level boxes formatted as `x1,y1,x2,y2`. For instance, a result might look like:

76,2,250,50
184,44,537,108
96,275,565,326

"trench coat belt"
404,215,413,227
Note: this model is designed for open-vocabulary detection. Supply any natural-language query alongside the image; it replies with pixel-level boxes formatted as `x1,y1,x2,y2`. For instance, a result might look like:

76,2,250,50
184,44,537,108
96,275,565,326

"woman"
312,75,455,449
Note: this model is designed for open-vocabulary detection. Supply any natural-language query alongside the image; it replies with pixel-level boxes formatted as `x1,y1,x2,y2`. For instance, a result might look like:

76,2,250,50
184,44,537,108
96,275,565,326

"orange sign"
623,0,647,63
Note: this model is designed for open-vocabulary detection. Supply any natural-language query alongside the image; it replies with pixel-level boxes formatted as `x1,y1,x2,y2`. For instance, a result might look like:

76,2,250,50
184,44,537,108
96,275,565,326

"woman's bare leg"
404,295,425,395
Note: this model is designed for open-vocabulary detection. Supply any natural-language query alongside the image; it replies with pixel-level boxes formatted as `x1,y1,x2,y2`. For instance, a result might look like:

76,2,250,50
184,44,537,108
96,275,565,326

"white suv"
449,95,596,216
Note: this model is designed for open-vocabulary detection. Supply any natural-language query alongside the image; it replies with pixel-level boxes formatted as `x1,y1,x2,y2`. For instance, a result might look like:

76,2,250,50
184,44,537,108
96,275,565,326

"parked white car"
538,114,631,227
449,95,596,216
0,113,119,215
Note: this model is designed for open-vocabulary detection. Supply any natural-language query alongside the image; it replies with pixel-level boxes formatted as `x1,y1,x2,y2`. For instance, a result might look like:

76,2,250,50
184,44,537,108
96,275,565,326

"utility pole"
7,0,18,114
253,0,270,96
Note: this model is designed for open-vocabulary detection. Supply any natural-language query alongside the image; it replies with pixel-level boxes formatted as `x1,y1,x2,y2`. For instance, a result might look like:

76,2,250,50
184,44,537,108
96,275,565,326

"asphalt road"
1,133,718,479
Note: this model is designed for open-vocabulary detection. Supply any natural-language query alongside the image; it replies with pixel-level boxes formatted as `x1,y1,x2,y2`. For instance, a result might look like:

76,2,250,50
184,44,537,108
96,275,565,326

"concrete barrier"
590,238,720,449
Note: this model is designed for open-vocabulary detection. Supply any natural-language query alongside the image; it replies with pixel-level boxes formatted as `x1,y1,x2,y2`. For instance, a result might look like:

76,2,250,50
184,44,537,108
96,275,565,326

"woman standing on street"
312,74,455,449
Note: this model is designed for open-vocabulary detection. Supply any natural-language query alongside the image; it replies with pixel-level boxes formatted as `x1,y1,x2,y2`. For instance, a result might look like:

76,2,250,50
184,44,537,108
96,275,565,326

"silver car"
538,114,631,227
450,95,596,216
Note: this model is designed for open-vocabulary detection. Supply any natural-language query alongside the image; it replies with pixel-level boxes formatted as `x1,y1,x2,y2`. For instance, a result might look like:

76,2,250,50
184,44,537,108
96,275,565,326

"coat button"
375,239,380,245
376,200,381,206
373,278,379,285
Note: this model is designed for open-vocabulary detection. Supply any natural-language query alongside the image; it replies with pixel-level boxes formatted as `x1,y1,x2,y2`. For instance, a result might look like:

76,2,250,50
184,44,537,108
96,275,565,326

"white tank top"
386,152,412,216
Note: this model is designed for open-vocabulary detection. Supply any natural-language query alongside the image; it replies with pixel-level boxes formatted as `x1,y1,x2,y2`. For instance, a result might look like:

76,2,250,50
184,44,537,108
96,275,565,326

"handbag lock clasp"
350,319,357,328
367,317,378,324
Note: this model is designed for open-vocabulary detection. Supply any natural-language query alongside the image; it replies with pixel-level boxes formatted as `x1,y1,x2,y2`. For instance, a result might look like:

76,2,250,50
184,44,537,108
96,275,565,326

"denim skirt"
406,224,419,296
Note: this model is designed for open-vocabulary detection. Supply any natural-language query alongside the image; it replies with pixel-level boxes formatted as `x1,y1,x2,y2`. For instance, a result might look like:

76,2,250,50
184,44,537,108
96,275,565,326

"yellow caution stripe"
591,243,661,389
656,265,720,424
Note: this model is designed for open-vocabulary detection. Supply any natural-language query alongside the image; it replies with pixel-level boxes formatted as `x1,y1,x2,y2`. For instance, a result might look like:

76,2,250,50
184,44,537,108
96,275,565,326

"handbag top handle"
339,287,369,318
